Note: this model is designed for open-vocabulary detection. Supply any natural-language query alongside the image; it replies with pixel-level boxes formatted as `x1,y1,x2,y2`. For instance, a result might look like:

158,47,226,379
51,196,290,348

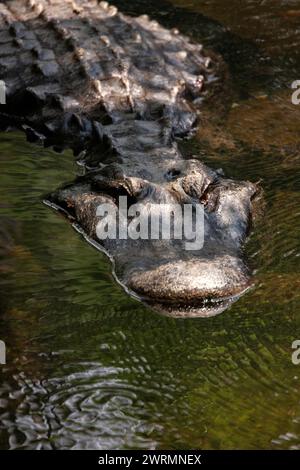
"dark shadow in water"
113,0,300,96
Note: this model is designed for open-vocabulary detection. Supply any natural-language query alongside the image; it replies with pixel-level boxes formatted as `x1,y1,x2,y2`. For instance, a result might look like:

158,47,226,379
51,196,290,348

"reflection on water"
0,0,300,450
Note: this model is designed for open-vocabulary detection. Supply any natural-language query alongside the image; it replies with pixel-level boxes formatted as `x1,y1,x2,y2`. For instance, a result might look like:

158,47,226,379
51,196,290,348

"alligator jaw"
145,286,253,319
126,262,254,318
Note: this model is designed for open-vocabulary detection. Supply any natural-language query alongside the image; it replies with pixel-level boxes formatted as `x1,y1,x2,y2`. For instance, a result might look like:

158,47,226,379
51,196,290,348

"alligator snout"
126,256,252,318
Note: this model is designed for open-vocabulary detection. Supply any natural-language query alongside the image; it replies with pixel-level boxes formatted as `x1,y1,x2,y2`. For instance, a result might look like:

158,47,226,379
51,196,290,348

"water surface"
0,0,300,449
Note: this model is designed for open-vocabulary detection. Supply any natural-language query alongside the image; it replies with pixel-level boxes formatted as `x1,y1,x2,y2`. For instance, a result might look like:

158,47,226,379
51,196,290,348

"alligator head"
47,122,260,318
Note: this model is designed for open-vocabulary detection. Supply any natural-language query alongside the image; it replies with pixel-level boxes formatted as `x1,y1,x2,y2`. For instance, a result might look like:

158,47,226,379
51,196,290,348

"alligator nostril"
165,168,181,181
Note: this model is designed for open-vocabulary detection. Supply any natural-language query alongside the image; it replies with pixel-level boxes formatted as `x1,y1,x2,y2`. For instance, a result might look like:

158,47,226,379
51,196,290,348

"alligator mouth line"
141,290,251,318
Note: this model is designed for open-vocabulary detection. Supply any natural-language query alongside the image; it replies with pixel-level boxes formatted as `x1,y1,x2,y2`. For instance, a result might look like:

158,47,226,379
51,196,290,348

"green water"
0,0,300,449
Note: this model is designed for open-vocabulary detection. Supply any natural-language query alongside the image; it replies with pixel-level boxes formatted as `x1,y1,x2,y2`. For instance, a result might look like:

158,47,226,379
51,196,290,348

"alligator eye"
165,168,181,181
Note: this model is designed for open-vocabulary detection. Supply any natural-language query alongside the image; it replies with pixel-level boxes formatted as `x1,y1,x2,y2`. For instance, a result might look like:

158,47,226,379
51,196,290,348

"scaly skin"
0,0,260,317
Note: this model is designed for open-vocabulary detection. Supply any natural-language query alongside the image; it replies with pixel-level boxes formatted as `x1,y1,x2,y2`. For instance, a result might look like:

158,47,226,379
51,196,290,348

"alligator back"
0,0,223,153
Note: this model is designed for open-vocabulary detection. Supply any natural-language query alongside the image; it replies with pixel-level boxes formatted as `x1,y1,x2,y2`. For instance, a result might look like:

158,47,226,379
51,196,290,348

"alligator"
0,0,261,317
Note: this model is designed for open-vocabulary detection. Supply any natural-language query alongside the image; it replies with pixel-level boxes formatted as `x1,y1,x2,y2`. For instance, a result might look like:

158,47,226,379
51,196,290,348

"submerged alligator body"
0,0,260,317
